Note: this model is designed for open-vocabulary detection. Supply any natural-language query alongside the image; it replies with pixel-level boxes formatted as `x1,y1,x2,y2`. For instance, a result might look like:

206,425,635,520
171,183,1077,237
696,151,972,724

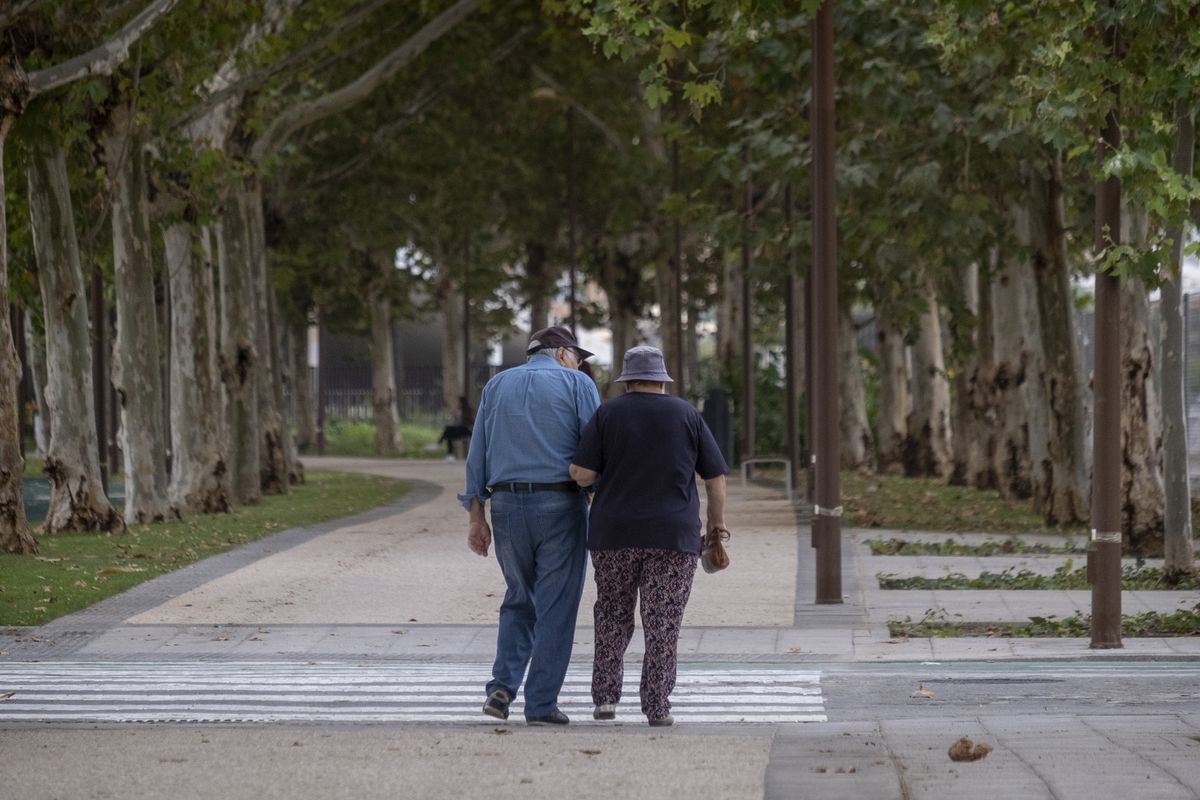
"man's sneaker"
526,708,570,726
648,715,674,727
482,688,512,720
593,704,616,721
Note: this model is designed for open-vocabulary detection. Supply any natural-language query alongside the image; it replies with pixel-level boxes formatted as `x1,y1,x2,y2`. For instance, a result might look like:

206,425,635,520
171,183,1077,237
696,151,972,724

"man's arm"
569,463,598,487
704,475,727,532
467,497,491,556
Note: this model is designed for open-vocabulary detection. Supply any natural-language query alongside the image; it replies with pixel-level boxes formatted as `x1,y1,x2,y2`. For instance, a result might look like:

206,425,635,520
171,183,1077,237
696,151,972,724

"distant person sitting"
438,396,475,460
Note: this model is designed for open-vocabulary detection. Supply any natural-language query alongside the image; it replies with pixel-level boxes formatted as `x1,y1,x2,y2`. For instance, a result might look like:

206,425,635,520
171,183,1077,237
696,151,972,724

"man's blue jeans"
486,489,587,718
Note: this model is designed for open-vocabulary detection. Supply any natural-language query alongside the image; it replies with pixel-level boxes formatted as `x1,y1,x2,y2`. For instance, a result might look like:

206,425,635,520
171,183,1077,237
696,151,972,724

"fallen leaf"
579,749,601,756
493,728,511,735
948,737,992,762
97,566,143,575
0,691,14,702
911,682,935,699
786,646,803,653
33,557,62,563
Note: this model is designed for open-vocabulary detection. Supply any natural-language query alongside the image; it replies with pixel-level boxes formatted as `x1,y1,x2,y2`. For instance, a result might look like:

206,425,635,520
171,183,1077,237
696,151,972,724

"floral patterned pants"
590,547,698,719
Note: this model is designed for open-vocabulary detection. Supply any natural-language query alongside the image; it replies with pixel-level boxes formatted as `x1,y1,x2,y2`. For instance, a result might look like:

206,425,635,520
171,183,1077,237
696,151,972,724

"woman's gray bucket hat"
615,345,674,383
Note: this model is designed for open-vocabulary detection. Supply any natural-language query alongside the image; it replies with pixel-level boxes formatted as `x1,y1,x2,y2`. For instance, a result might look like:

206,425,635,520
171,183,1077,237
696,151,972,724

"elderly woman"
569,346,728,726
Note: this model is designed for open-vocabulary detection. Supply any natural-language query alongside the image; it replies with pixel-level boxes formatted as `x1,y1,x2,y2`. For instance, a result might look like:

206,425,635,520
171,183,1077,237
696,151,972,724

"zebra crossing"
0,661,826,724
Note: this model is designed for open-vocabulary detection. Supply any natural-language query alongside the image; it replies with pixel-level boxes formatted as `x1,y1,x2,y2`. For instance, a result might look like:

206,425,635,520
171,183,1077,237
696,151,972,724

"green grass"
0,469,408,627
23,457,44,478
888,604,1200,638
841,471,1080,533
877,561,1200,591
866,537,1083,556
319,420,443,459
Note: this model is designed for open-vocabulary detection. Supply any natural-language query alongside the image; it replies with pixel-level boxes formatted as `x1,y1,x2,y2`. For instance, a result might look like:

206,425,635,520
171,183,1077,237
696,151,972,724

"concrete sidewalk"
2,456,1196,664
2,457,1199,800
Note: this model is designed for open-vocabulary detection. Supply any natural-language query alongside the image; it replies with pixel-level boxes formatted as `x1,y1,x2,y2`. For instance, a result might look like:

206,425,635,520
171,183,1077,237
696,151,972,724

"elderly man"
569,345,728,726
459,325,600,726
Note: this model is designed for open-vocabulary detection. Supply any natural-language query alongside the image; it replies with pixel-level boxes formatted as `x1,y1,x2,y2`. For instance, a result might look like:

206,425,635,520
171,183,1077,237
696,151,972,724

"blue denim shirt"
458,353,601,510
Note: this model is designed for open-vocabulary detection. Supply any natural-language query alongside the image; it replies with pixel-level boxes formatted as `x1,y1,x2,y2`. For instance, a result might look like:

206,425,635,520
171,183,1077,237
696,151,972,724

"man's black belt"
489,481,579,493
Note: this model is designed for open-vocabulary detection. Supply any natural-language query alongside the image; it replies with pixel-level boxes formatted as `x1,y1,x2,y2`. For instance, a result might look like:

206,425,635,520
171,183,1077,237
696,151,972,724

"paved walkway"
2,457,1200,799
2,456,1197,665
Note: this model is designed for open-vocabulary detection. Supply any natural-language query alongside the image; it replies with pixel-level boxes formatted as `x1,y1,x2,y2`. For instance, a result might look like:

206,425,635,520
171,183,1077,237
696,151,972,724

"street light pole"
1089,14,1122,649
811,0,842,604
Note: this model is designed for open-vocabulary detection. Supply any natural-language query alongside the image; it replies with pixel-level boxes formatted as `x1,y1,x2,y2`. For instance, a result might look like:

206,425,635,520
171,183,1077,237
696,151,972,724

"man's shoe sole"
482,705,508,720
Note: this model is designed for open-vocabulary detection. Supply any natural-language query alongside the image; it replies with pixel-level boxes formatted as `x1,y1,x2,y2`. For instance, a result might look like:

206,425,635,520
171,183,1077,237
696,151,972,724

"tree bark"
717,247,739,377
1029,158,1090,526
902,271,952,478
1162,103,1196,578
963,255,1000,490
23,310,50,454
289,315,315,453
27,142,123,532
269,284,303,485
839,308,873,469
988,234,1045,501
874,298,909,474
438,272,463,415
654,254,683,392
600,246,642,398
524,240,552,335
164,222,231,514
1119,274,1166,556
0,119,38,553
104,102,169,523
243,183,287,495
216,199,261,506
368,254,403,456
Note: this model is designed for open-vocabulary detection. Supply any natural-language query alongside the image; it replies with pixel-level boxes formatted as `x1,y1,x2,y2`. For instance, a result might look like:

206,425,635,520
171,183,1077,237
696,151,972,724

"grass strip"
0,470,408,627
866,537,1083,557
841,472,1069,533
888,604,1200,638
878,561,1200,591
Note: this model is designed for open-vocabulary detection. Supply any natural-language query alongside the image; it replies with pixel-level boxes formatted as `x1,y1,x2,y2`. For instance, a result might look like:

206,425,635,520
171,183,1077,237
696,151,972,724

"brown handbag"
701,527,731,574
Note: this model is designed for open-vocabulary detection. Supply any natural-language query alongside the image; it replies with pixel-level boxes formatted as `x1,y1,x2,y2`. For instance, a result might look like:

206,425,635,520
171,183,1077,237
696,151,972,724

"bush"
319,418,444,459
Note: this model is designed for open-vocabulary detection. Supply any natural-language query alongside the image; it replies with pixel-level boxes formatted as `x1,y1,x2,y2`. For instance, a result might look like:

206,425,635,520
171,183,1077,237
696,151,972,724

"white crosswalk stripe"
0,662,826,724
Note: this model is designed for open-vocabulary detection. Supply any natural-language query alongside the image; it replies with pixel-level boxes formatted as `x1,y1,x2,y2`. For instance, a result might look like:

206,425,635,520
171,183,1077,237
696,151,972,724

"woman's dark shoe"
482,688,512,720
526,708,570,726
593,704,616,720
648,715,674,727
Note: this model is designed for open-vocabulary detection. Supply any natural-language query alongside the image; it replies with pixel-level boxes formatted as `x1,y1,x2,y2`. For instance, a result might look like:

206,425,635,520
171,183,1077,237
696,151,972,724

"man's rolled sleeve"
458,397,490,511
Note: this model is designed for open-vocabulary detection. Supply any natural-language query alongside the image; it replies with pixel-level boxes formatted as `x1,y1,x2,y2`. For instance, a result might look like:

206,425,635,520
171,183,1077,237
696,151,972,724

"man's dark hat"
527,325,594,360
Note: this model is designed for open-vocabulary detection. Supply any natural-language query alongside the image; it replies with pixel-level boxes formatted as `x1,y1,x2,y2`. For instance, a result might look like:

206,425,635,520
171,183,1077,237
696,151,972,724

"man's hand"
468,518,492,556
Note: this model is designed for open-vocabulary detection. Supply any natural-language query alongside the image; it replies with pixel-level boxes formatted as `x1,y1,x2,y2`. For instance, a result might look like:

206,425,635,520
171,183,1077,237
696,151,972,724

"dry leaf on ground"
948,737,993,762
910,682,935,699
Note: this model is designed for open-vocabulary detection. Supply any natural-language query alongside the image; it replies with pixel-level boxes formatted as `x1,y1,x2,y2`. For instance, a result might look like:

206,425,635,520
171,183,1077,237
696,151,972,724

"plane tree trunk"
104,102,170,523
27,142,123,532
164,221,230,514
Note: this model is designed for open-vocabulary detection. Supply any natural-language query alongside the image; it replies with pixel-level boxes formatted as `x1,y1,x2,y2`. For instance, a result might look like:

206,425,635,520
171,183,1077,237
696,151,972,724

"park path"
126,457,802,629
